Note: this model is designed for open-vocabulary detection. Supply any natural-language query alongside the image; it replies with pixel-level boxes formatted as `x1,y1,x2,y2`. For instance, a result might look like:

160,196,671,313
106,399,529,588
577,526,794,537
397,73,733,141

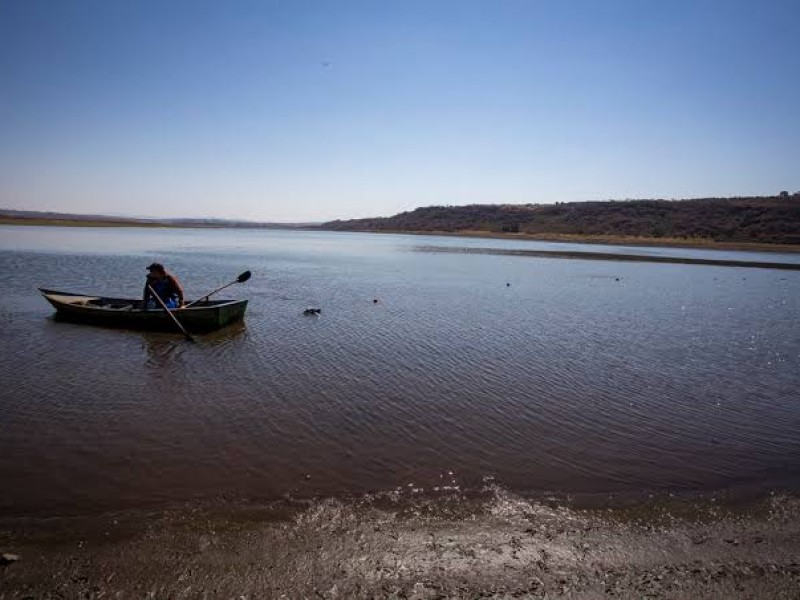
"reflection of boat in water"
39,288,248,333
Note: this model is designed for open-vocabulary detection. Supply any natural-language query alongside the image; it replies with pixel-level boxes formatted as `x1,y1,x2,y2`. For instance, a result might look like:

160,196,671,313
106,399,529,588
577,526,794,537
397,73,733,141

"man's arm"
169,275,185,306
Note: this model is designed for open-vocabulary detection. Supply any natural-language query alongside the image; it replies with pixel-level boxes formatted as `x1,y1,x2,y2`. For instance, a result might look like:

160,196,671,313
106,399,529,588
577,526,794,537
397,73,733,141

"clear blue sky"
1,1,798,221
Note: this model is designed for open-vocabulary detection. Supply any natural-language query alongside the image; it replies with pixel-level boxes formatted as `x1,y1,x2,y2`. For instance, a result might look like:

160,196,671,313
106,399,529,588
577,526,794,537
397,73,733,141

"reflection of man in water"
143,262,185,309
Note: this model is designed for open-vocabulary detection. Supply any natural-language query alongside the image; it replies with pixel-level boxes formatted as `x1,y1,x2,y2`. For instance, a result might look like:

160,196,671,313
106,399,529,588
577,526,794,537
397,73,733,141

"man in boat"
143,263,185,310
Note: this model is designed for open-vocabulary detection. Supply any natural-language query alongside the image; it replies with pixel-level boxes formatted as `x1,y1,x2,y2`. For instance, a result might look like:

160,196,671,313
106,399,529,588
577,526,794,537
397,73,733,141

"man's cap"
147,262,165,272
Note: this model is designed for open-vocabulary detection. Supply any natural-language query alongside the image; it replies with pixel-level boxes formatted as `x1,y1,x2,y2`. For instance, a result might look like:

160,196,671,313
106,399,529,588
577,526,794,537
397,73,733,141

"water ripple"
0,229,799,514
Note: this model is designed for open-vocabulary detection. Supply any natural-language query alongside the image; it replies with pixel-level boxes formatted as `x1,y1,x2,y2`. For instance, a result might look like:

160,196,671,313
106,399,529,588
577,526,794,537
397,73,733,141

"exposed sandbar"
414,244,800,270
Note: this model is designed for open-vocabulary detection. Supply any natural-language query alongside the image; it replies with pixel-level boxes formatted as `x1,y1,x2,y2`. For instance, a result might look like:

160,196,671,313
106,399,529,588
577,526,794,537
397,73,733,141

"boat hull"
39,289,248,333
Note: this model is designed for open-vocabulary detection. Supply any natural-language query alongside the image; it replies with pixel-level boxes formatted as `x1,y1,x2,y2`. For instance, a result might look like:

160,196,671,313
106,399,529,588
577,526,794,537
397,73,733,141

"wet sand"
2,488,799,598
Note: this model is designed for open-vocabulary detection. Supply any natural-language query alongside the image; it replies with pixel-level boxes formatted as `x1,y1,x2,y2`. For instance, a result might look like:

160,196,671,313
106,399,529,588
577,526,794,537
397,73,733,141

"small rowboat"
39,288,248,333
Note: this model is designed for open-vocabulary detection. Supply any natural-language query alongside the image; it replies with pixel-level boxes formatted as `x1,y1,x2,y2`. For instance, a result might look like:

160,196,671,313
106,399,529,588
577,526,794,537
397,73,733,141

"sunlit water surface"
1,226,799,515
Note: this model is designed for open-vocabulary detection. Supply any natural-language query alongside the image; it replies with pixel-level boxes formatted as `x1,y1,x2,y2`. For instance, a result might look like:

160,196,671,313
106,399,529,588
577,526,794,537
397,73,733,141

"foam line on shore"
1,488,799,598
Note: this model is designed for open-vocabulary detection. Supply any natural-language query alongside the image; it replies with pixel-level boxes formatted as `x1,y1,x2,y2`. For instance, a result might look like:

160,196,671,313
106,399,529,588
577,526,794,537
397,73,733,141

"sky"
1,1,798,222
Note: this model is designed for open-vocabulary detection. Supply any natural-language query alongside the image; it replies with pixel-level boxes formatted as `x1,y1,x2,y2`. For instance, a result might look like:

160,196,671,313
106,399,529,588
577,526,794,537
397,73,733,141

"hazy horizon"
2,1,798,222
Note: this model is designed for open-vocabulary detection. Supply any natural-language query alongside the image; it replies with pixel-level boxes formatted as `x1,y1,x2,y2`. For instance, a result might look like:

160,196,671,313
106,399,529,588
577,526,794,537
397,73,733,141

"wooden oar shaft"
185,271,251,308
147,284,194,342
186,280,236,308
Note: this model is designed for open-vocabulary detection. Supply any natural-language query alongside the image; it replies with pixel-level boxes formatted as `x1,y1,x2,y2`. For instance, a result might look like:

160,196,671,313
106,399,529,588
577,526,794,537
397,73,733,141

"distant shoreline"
4,216,800,255
0,217,174,228
0,216,292,230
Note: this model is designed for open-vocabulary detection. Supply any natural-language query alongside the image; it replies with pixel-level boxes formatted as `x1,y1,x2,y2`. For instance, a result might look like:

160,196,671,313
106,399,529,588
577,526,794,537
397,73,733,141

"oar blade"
237,270,252,283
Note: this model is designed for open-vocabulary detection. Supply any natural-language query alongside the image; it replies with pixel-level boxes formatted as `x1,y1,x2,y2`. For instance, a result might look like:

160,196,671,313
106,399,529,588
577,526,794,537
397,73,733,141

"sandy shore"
2,488,799,598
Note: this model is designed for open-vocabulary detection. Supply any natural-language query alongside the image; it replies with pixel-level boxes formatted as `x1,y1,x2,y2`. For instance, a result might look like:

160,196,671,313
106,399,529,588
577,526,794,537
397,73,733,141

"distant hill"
0,209,315,229
322,195,800,245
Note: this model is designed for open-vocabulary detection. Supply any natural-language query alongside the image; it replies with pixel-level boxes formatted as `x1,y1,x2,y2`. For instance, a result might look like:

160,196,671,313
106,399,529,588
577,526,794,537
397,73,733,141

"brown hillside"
322,196,800,245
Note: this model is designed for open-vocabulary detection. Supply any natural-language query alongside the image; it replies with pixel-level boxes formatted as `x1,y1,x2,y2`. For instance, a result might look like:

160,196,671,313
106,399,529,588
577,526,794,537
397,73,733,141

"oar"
185,271,251,308
147,284,195,343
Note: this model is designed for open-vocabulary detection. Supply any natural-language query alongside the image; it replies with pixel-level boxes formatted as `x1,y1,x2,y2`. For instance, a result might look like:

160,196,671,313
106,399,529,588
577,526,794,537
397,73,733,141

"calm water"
1,226,799,515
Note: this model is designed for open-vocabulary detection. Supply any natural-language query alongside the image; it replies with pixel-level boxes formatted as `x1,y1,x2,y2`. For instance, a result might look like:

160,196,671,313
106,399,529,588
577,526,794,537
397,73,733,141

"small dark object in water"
1,553,20,565
303,308,322,316
615,278,620,282
373,298,379,304
506,283,511,287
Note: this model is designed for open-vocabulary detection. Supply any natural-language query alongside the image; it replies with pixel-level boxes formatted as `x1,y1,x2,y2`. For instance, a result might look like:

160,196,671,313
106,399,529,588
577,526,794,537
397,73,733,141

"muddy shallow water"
1,226,800,516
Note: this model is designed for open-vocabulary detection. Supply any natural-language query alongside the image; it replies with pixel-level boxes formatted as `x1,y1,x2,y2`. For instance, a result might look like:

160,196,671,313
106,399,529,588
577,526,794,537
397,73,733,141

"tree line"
322,195,800,244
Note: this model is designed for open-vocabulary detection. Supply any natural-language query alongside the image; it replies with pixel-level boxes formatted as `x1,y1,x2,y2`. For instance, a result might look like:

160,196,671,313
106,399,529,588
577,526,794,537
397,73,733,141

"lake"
1,226,799,515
